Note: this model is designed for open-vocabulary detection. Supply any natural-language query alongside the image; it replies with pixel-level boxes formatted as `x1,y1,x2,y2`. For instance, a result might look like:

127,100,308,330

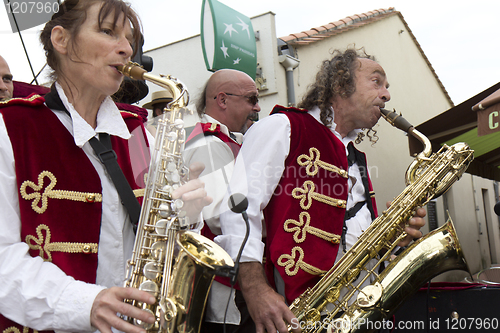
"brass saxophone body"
289,109,473,333
117,63,234,333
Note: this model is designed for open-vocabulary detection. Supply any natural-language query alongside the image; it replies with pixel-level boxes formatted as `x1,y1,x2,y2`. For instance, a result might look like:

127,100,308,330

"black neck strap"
45,86,141,231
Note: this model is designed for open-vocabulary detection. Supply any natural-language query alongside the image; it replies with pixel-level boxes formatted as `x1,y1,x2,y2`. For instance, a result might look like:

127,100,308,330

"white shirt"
0,84,153,332
216,106,372,264
183,114,243,325
184,114,242,235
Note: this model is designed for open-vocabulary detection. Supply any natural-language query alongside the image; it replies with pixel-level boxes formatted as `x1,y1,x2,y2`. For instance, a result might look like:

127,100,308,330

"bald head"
0,56,13,100
198,69,260,133
206,69,254,99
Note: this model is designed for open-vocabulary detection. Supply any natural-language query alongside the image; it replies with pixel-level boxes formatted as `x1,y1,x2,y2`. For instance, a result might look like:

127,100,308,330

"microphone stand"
212,193,250,333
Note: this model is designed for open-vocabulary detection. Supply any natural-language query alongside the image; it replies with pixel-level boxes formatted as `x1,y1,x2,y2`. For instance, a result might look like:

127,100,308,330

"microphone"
494,201,500,216
229,193,248,214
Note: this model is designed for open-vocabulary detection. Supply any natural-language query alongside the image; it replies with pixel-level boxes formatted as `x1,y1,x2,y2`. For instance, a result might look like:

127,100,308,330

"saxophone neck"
408,127,432,160
116,62,189,109
380,108,432,185
380,108,432,159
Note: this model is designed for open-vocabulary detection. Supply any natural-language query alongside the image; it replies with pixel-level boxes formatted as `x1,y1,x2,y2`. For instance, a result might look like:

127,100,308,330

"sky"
1,0,499,105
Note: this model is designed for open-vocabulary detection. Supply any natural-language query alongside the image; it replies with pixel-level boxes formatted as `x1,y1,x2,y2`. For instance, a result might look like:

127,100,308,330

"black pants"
201,289,256,333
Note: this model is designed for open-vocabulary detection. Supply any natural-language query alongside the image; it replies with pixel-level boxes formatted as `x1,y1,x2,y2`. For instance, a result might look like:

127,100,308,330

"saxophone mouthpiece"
380,108,413,133
116,62,147,80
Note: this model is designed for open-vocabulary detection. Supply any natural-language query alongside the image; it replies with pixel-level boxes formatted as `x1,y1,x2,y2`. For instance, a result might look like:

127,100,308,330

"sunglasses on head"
214,92,259,105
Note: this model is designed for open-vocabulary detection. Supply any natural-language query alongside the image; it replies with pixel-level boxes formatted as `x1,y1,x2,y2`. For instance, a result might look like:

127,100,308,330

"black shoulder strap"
45,85,141,231
341,142,376,252
89,133,141,231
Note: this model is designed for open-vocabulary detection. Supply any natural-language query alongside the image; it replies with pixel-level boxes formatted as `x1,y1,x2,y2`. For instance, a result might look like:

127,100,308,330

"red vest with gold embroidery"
186,122,241,159
0,95,150,333
263,105,377,303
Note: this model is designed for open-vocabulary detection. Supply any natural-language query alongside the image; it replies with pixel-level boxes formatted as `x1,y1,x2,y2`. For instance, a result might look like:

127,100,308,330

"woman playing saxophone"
0,1,211,333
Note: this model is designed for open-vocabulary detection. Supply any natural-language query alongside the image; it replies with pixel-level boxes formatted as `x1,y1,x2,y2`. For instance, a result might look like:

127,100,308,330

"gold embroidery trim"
292,180,346,210
134,189,145,198
284,212,340,244
20,171,103,214
119,110,139,117
0,94,41,105
208,123,217,131
3,326,38,333
25,224,98,262
277,246,326,276
298,147,348,178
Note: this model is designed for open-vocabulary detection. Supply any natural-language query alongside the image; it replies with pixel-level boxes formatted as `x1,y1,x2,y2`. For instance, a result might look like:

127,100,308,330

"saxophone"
117,63,234,333
288,109,474,333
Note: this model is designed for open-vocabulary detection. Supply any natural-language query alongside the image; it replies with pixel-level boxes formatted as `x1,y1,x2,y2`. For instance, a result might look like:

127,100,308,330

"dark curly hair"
298,48,379,144
40,0,142,82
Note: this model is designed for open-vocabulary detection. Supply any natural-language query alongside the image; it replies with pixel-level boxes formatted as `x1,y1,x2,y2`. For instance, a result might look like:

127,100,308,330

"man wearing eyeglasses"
184,69,260,333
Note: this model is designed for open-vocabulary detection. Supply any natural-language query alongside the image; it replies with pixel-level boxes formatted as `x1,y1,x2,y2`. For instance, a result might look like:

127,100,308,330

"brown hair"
40,0,142,81
298,47,379,143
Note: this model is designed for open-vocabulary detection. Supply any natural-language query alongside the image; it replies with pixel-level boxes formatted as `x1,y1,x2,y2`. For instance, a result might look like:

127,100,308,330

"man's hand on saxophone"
238,262,301,333
172,161,213,225
399,206,427,247
386,201,427,248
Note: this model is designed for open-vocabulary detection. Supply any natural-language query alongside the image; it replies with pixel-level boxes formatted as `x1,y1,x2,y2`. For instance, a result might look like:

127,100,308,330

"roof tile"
340,17,353,24
292,32,309,39
321,23,337,30
302,29,319,36
312,26,326,33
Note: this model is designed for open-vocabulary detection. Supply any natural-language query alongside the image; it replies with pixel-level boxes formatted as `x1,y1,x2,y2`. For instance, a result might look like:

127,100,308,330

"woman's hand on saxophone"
171,161,213,223
90,286,156,333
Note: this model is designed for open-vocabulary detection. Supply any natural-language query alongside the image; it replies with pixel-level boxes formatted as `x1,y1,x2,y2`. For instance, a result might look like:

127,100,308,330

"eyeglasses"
214,92,259,105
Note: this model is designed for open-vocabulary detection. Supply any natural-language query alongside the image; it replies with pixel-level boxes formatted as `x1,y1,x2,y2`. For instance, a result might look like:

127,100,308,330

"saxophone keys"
303,308,321,325
133,308,155,330
166,169,181,183
173,118,184,129
144,262,162,280
159,203,172,218
159,297,178,322
172,199,184,212
167,131,178,142
155,219,169,236
166,161,177,172
357,282,383,308
325,286,341,303
139,280,160,297
151,241,167,260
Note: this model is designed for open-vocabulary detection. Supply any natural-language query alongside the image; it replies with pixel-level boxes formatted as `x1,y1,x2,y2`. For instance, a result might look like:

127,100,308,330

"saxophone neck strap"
46,84,141,231
89,133,141,231
342,200,367,252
